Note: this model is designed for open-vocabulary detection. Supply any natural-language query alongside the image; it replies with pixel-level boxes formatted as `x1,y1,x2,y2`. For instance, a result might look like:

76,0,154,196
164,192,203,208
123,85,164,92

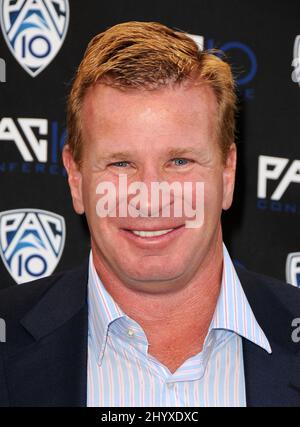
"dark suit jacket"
0,260,300,407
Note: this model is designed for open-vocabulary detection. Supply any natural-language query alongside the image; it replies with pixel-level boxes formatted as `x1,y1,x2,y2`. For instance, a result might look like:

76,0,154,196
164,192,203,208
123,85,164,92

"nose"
127,165,176,218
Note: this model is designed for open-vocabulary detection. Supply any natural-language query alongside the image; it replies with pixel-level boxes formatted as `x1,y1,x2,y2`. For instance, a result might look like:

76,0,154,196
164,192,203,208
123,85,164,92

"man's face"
63,83,236,293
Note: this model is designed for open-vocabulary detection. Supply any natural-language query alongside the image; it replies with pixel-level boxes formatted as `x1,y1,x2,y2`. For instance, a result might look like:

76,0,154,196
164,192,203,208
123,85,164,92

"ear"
62,145,85,214
222,143,237,210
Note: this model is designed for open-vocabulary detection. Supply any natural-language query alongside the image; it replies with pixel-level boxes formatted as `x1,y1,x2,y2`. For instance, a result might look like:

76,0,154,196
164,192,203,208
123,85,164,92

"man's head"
66,21,236,165
63,21,237,293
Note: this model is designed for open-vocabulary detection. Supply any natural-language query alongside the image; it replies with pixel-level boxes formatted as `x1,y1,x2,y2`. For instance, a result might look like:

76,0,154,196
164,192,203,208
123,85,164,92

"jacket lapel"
243,338,300,406
236,266,300,406
4,260,89,407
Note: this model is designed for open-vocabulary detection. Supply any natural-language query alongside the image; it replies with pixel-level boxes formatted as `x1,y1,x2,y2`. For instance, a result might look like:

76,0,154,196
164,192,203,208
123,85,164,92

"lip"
119,224,186,249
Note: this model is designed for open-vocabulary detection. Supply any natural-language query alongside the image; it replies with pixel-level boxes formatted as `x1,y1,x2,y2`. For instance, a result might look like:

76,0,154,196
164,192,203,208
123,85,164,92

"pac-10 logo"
0,57,5,82
257,155,300,200
0,209,65,284
207,39,257,86
286,252,300,288
0,117,66,163
0,0,69,77
292,35,300,86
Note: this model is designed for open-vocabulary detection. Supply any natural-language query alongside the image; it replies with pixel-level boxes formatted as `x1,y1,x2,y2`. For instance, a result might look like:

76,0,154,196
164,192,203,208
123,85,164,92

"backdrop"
0,0,299,289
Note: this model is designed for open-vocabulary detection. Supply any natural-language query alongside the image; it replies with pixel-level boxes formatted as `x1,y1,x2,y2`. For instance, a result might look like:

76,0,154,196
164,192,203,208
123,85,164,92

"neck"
92,230,224,371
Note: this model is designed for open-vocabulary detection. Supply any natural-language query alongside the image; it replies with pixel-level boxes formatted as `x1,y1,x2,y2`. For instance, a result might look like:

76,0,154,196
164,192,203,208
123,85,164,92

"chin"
119,257,187,283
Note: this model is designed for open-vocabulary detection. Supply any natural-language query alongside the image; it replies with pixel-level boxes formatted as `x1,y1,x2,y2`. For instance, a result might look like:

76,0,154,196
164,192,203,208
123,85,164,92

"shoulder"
0,265,86,321
236,264,300,309
236,265,300,346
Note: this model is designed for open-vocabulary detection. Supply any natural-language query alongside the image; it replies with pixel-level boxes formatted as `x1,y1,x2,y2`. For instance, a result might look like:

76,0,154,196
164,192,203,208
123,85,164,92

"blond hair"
67,21,237,164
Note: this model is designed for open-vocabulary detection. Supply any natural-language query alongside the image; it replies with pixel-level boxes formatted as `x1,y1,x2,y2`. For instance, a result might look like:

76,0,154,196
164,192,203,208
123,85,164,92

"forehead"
80,82,219,151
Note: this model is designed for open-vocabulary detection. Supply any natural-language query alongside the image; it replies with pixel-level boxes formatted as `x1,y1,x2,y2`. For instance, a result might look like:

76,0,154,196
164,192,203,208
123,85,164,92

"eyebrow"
98,147,204,162
166,147,204,158
96,151,135,162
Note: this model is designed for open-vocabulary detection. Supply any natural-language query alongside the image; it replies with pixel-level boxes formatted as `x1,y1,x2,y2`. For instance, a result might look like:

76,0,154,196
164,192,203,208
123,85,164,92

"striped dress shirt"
87,244,271,407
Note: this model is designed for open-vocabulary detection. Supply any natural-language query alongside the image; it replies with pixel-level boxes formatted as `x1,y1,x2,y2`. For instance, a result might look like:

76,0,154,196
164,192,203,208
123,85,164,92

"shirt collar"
87,251,125,365
88,243,272,366
210,244,271,354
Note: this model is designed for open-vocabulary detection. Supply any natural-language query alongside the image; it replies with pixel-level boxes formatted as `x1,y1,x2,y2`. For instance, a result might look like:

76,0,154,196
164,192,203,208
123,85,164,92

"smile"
130,228,174,237
120,224,185,248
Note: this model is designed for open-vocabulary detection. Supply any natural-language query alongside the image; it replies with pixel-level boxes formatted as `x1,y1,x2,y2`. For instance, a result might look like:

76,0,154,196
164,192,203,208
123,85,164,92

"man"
0,21,300,407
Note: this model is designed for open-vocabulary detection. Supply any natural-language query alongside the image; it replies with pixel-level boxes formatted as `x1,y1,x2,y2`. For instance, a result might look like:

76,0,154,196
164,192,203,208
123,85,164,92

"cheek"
202,174,224,217
187,170,223,207
81,174,101,221
83,176,122,234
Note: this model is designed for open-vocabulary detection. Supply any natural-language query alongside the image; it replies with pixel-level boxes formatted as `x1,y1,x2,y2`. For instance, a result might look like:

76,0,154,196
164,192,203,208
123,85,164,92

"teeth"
131,229,174,237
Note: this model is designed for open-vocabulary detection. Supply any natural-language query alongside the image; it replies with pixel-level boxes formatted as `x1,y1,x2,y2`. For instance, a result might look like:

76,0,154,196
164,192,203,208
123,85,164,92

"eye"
172,158,191,166
110,161,130,168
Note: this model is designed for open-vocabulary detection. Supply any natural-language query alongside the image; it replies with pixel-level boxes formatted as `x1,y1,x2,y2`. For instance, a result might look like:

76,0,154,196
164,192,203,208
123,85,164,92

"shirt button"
167,383,174,389
127,328,135,337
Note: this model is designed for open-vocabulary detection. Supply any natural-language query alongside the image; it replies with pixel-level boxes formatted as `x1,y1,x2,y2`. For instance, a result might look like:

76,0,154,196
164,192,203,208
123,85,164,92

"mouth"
120,224,185,247
130,228,175,237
